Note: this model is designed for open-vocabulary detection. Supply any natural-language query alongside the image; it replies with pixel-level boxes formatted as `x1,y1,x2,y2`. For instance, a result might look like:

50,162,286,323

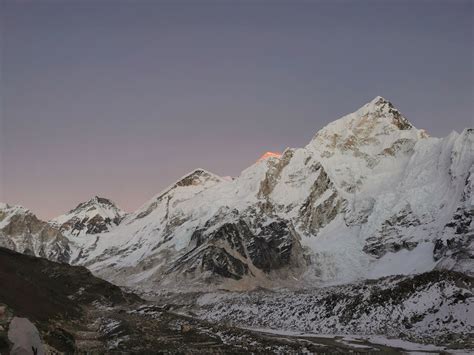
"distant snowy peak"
51,196,125,236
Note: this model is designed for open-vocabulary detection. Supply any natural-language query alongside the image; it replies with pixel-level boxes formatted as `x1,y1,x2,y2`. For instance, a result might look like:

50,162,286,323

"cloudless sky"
1,0,473,219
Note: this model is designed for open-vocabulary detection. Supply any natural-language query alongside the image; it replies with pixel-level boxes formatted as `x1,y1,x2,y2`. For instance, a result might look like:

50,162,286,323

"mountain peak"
363,96,413,130
321,96,416,135
307,97,423,158
147,168,223,205
68,196,121,215
132,168,224,220
369,95,390,106
89,196,116,207
51,196,125,236
258,151,282,162
174,168,223,188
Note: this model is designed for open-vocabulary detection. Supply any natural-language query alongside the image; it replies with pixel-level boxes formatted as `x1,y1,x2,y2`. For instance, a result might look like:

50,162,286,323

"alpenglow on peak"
258,151,282,162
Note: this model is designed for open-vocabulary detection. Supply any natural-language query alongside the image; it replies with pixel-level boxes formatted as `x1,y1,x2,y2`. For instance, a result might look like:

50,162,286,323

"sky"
1,0,473,219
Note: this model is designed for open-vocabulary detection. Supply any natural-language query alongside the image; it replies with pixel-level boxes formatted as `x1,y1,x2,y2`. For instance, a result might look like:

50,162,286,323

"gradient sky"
1,0,473,219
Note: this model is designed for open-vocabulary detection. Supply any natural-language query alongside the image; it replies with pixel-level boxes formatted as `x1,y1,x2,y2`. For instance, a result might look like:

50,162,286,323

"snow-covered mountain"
1,97,472,295
58,96,471,293
51,196,125,237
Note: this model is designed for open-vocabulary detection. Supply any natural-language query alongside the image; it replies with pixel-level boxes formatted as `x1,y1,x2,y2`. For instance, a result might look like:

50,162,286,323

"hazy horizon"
1,0,473,219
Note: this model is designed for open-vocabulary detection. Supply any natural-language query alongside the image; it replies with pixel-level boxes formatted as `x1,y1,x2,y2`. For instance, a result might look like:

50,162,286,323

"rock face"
50,196,125,237
166,217,306,284
0,204,70,263
0,97,472,294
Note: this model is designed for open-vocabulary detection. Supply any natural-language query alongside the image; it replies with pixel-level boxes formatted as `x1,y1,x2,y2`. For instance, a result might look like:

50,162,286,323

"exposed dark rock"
247,221,295,273
364,205,421,258
206,221,250,258
200,246,250,280
171,215,306,283
61,214,123,236
167,244,250,281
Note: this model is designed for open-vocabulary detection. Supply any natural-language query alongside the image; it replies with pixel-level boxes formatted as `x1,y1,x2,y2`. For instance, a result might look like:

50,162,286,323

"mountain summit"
51,196,125,236
309,96,425,155
367,95,413,129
